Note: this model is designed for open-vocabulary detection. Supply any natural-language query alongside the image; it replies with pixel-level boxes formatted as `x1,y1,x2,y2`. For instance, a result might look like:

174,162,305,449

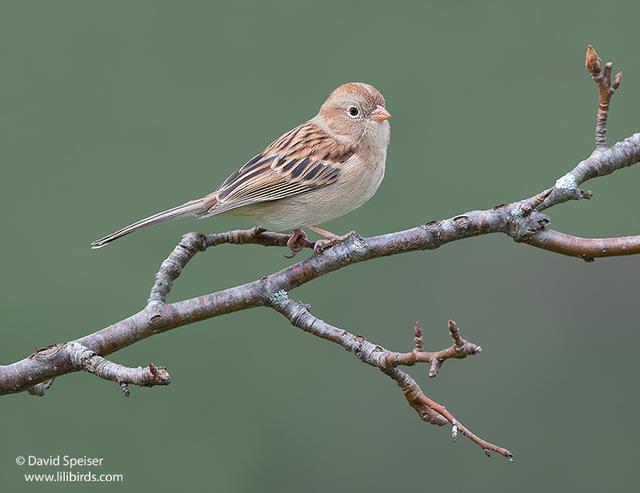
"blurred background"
1,1,639,491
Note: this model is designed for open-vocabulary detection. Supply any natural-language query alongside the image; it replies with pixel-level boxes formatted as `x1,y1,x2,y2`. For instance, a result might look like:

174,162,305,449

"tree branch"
1,44,638,460
524,229,640,262
586,44,622,149
21,342,171,397
269,292,510,458
67,342,171,396
148,227,312,306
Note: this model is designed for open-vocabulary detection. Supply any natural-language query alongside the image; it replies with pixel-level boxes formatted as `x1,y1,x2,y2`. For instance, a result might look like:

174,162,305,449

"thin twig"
67,342,171,395
586,44,622,149
525,229,640,262
270,292,509,459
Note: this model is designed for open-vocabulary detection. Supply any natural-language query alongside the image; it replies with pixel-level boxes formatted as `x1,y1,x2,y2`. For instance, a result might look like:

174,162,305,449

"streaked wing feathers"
204,122,354,216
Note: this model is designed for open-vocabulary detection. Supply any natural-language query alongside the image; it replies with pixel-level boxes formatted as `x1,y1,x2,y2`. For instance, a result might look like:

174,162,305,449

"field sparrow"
91,82,391,254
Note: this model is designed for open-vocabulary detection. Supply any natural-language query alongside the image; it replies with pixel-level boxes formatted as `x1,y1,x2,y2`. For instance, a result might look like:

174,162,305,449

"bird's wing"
201,122,355,216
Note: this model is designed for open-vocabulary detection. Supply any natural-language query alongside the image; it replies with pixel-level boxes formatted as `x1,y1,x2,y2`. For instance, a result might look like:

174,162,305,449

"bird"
91,82,391,254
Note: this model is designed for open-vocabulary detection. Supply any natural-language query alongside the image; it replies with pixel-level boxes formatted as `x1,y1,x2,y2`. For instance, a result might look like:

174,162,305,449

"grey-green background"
1,1,639,492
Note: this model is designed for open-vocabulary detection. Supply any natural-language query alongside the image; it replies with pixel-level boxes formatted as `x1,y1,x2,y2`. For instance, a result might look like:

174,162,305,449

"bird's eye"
348,106,359,117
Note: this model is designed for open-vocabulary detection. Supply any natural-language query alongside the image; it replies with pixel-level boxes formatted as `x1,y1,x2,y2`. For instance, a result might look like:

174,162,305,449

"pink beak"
370,105,391,122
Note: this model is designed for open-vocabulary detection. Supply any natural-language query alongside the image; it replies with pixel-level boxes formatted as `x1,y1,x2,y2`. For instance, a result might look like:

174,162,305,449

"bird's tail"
91,198,208,249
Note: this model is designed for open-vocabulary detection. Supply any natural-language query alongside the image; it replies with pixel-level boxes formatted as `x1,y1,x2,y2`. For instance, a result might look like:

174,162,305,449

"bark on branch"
67,342,171,396
1,45,638,460
270,293,510,458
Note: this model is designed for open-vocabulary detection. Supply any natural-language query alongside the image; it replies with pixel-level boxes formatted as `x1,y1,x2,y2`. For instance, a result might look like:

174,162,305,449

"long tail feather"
91,198,207,249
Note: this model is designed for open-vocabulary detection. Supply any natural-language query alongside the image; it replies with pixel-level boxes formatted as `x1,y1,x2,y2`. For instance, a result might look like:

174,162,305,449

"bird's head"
317,82,391,149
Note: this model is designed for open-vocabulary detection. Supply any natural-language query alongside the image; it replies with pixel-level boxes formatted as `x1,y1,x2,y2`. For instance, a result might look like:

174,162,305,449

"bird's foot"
308,226,356,253
285,228,310,258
